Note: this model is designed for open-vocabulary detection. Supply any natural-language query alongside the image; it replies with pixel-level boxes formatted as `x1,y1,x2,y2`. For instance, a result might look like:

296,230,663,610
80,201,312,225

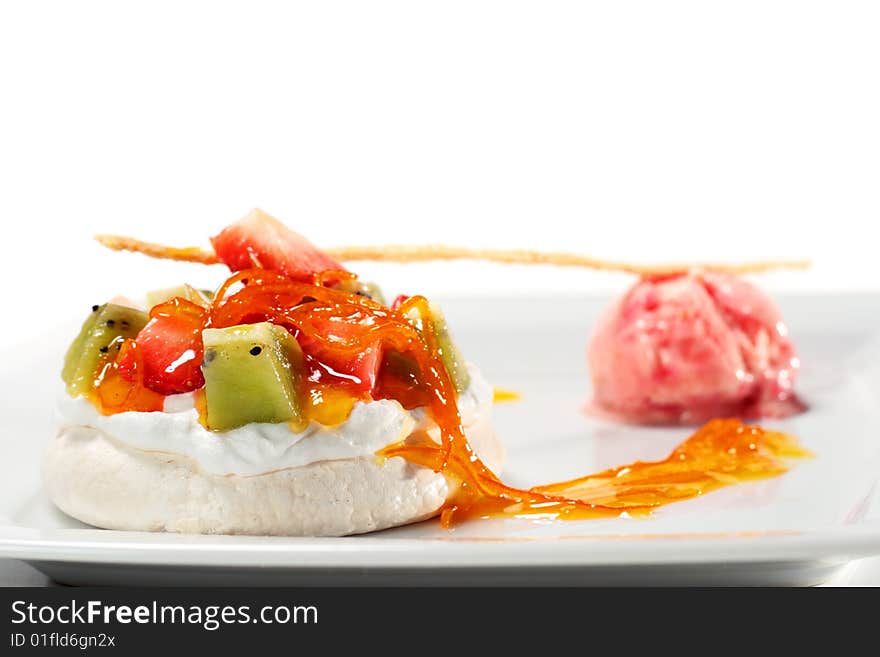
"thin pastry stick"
325,244,810,276
94,234,810,276
94,234,220,265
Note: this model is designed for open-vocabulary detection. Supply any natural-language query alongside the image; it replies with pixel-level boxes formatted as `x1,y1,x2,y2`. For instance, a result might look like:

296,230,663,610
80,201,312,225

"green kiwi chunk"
201,322,305,431
392,302,471,394
61,304,149,396
145,284,211,309
426,302,470,393
332,279,387,306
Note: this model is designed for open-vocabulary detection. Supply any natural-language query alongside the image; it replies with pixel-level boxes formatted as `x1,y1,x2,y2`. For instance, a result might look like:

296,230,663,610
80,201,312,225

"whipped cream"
56,363,493,476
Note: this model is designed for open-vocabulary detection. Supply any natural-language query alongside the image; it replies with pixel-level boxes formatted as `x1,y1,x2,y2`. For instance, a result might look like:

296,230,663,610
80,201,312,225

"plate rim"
2,520,880,569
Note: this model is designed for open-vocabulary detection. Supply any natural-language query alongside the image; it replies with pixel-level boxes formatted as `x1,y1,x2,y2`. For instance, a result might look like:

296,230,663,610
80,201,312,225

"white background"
2,2,880,586
1,1,879,333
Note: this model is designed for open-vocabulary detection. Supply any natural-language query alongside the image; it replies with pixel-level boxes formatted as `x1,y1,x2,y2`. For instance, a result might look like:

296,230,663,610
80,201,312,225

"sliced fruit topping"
120,297,208,395
374,350,425,409
145,284,211,309
304,384,358,427
201,322,305,431
293,312,385,395
94,339,165,414
425,302,471,393
62,303,149,396
210,208,346,282
208,269,387,395
332,278,387,305
383,301,471,396
73,265,466,447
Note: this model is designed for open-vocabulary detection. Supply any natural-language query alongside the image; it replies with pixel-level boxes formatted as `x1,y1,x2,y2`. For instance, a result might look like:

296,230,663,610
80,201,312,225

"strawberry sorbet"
587,271,805,425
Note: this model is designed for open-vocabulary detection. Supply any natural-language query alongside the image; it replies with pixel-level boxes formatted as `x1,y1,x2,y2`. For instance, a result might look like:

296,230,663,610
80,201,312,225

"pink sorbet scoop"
587,271,805,425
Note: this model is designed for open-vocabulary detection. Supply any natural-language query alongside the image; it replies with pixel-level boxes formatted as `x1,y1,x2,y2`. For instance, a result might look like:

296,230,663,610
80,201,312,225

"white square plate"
1,294,879,585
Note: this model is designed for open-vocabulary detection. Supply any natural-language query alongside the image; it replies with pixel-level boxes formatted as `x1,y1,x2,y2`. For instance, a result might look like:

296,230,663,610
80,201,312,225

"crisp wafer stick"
94,234,810,276
95,234,220,265
325,245,810,276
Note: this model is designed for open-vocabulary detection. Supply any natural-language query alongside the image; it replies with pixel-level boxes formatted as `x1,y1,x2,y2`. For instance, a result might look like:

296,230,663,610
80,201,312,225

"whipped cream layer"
56,363,492,476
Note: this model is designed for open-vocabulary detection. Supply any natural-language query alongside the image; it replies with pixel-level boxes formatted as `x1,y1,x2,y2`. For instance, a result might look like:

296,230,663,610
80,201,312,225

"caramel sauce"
383,418,810,527
304,384,360,426
492,387,521,403
193,387,208,425
89,339,164,414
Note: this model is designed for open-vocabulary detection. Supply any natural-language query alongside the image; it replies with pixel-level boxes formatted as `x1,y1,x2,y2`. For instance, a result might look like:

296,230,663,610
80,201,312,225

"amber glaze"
90,339,164,414
384,418,810,527
492,387,521,403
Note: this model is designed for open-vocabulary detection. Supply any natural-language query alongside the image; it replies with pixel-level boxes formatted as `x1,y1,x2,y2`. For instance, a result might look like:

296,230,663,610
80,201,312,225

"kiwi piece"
360,282,386,305
381,349,422,384
62,304,149,396
201,322,305,431
333,279,387,306
61,306,102,386
145,284,211,309
394,302,471,394
426,302,471,393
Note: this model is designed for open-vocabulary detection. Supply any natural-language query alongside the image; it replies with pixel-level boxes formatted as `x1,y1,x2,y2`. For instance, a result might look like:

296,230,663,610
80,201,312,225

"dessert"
46,210,502,536
588,271,806,424
46,209,809,537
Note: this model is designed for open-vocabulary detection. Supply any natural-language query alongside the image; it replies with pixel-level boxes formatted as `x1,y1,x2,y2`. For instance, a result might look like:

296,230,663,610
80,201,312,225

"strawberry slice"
289,309,384,394
119,298,207,395
300,337,383,394
211,209,345,282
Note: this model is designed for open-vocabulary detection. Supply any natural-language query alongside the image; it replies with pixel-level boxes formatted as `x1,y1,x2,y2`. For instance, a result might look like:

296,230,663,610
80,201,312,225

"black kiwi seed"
99,346,109,353
121,320,130,328
204,350,216,364
106,319,116,327
250,346,262,356
91,304,100,312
